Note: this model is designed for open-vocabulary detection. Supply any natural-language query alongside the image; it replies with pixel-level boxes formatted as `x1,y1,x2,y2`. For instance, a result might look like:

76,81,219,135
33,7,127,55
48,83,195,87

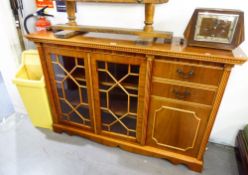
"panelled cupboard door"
91,53,147,143
146,96,211,157
44,47,94,131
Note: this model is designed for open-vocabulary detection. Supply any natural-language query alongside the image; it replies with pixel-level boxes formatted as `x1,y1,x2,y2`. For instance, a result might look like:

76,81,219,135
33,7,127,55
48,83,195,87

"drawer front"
151,81,216,105
146,96,211,157
153,60,223,86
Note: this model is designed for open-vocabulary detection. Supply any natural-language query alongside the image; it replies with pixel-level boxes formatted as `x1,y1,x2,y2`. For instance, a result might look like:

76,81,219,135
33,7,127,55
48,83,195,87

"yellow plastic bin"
13,50,52,129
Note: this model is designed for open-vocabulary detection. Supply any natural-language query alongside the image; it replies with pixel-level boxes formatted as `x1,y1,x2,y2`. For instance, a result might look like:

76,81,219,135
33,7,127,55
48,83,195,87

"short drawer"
153,60,223,86
151,82,216,105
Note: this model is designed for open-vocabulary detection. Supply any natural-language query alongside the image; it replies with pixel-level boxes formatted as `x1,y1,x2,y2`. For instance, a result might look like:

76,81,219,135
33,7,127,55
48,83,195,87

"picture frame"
184,8,244,50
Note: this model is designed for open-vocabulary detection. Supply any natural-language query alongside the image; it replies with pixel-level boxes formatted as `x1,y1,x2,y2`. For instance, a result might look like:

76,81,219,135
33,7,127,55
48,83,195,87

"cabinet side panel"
197,65,232,160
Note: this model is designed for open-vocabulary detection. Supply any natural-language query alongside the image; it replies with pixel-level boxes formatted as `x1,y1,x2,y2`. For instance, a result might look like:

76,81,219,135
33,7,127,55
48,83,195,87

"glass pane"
131,65,140,74
51,54,57,62
58,55,75,73
110,122,127,135
98,71,115,85
97,61,105,69
100,92,107,108
76,105,90,120
56,83,63,98
108,62,128,81
60,99,73,114
130,97,138,113
61,114,68,121
50,54,91,127
77,58,84,66
70,112,84,124
109,86,128,116
71,67,86,87
63,77,81,107
122,76,139,87
97,61,139,138
101,110,116,125
81,88,88,103
52,64,66,82
121,115,137,130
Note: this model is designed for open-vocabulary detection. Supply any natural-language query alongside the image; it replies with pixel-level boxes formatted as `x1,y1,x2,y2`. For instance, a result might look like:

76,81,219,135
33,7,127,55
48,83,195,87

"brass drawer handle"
176,68,195,79
172,89,191,99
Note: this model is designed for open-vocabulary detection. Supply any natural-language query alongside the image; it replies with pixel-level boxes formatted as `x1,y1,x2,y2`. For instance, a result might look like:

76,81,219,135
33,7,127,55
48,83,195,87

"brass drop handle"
172,89,191,99
176,68,195,79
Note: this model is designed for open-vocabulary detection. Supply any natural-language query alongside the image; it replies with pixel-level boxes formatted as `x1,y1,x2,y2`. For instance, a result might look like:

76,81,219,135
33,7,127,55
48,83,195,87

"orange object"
36,0,54,8
35,17,51,32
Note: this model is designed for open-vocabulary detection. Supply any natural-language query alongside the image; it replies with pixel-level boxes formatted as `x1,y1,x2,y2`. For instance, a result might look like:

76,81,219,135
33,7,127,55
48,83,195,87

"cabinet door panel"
146,96,211,157
91,53,147,142
45,47,93,130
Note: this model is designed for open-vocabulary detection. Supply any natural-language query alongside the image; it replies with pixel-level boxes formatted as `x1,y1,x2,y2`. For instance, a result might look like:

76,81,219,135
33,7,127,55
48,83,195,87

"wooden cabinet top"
27,32,247,65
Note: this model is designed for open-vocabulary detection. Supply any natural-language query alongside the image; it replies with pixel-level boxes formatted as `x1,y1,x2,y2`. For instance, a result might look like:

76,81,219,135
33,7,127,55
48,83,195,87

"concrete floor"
0,114,239,175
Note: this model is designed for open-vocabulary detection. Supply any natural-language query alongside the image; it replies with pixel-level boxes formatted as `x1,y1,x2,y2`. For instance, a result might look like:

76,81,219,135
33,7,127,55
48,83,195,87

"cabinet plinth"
28,32,247,172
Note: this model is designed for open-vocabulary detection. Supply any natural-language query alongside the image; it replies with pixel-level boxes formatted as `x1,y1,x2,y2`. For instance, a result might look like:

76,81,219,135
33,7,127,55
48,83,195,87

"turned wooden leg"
144,3,155,33
66,1,77,25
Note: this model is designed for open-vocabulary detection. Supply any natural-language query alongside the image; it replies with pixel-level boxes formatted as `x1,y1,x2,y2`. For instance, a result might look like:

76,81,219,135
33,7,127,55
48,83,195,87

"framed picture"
184,9,244,50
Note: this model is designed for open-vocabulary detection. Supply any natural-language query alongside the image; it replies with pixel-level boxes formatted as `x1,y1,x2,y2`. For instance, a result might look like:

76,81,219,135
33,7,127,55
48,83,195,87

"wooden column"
144,3,155,33
66,1,77,25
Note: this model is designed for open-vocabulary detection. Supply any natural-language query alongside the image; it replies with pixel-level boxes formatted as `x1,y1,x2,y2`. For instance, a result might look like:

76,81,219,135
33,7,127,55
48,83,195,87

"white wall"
0,0,26,114
20,0,37,49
